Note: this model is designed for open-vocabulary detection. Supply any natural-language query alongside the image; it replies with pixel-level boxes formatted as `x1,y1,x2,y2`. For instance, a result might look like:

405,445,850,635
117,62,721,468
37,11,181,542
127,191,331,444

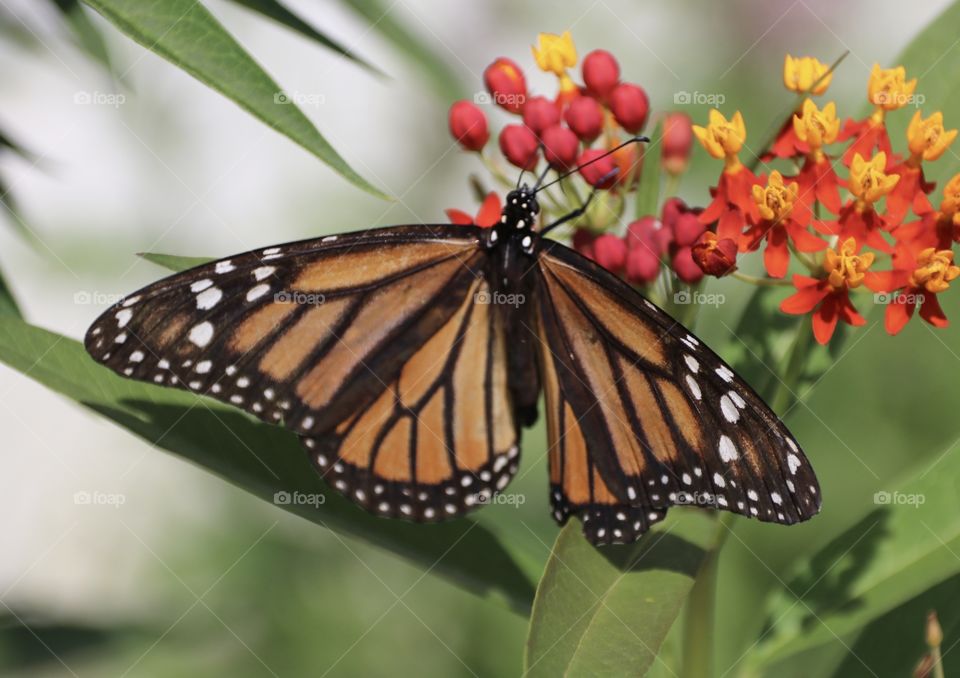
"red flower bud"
541,125,579,169
572,228,597,260
609,83,650,134
448,100,489,152
499,124,539,169
483,57,527,114
692,231,738,277
582,50,620,99
577,148,618,188
593,234,627,273
522,96,560,136
626,216,668,256
564,96,604,141
662,197,705,246
672,246,704,283
626,246,661,284
662,112,693,175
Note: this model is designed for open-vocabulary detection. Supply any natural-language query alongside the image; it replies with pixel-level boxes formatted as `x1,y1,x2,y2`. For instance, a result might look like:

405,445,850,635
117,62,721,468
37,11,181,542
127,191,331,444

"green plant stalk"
771,314,813,414
933,646,945,678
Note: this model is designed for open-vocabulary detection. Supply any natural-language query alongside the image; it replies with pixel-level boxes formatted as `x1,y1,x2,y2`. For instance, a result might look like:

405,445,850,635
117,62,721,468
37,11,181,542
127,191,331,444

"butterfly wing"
533,239,821,545
85,225,521,519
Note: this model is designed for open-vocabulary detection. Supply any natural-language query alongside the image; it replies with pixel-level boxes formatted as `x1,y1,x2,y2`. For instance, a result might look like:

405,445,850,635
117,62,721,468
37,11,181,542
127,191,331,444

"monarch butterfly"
84,141,820,545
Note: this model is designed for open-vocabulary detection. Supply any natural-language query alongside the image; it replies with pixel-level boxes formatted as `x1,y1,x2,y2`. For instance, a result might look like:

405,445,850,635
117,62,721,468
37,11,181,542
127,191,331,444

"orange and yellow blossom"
783,55,833,95
849,152,899,210
693,109,746,173
906,111,957,165
532,31,578,96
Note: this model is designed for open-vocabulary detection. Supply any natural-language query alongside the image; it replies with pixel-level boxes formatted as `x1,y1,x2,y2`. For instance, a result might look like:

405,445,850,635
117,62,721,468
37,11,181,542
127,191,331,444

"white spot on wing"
715,365,735,382
787,453,801,475
246,284,270,302
189,321,214,347
684,355,699,373
685,375,702,400
720,395,740,423
719,435,738,462
253,266,275,281
215,260,235,274
195,286,222,310
190,279,213,293
115,309,132,328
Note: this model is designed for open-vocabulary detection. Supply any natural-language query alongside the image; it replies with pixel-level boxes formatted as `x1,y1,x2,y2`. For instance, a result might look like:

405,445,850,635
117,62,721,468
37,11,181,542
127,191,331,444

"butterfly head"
500,186,540,231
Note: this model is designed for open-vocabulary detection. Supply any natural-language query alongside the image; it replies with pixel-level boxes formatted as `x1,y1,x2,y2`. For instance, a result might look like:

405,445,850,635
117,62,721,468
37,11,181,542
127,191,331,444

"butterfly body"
85,187,821,545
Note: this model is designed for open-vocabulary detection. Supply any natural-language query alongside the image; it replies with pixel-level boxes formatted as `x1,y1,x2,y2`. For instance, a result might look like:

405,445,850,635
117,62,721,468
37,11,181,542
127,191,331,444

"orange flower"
780,238,874,344
818,153,899,251
446,192,501,227
742,172,827,278
693,109,747,172
879,247,960,334
783,55,833,95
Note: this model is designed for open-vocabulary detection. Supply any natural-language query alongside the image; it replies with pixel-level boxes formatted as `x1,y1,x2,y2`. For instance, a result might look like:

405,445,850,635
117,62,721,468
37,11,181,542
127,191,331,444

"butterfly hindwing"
534,240,821,544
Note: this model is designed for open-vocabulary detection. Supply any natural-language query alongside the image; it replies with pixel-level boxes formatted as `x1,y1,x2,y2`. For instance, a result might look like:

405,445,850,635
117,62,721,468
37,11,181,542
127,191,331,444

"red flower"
593,233,627,274
743,171,827,278
499,124,539,169
522,96,560,136
780,238,875,345
541,125,579,169
582,50,620,100
699,165,762,241
791,155,843,223
446,192,501,227
692,231,738,277
625,216,668,284
609,83,649,134
875,247,960,334
564,96,604,141
662,198,707,283
661,112,693,176
448,100,489,151
578,148,617,188
483,57,527,114
883,161,935,226
839,117,892,167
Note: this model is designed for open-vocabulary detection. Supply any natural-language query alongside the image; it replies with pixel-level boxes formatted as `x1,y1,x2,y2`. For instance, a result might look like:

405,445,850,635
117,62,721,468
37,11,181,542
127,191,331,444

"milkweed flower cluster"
447,35,960,345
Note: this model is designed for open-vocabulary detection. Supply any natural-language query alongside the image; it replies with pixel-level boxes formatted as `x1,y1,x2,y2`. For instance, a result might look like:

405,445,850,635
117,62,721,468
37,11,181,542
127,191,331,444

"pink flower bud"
593,234,627,273
483,57,527,114
626,247,661,284
499,124,539,169
577,148,618,188
609,83,649,134
672,246,704,283
448,100,489,152
564,96,604,141
662,112,693,175
522,96,560,136
626,217,668,256
582,50,620,99
662,197,705,246
541,125,579,169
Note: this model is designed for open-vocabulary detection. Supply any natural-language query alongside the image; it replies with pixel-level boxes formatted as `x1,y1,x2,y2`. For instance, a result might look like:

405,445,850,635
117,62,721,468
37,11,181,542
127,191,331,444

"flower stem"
771,314,813,414
731,271,793,287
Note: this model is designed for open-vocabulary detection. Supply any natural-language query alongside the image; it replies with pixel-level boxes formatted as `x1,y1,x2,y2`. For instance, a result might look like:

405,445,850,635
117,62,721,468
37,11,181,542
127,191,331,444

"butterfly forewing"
534,241,821,545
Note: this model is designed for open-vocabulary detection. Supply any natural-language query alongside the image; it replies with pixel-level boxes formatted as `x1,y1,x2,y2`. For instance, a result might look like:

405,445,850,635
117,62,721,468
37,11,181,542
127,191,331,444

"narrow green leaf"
138,251,213,272
747,450,960,670
228,0,382,77
339,0,461,100
524,512,720,677
50,0,115,72
635,122,663,219
0,265,22,318
0,317,535,613
81,0,389,199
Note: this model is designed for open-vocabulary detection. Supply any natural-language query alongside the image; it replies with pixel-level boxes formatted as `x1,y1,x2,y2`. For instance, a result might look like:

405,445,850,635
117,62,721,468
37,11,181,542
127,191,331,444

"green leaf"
228,0,383,77
339,0,461,100
746,450,960,670
524,512,720,677
138,251,213,272
870,0,960,186
49,0,115,72
80,0,389,199
0,264,22,318
0,317,535,613
635,122,663,219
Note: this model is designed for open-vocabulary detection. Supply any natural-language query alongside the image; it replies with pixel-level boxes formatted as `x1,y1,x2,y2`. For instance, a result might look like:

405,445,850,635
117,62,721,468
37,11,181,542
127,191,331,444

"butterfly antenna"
532,163,553,191
534,135,649,194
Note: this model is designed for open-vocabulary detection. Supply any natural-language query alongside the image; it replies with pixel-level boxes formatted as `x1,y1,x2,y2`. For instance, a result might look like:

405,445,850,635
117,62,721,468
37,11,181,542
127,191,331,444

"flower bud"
564,96,604,141
484,57,527,114
627,217,668,255
610,83,649,133
541,125,579,169
692,231,738,277
577,148,618,188
448,100,489,152
522,96,561,136
626,247,661,284
593,234,627,273
499,124,539,169
672,246,704,283
662,197,705,246
661,112,693,175
572,228,597,259
582,50,620,99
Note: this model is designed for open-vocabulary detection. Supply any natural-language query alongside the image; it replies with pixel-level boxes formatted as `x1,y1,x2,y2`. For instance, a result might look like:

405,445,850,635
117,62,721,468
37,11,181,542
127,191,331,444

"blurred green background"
2,0,960,676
